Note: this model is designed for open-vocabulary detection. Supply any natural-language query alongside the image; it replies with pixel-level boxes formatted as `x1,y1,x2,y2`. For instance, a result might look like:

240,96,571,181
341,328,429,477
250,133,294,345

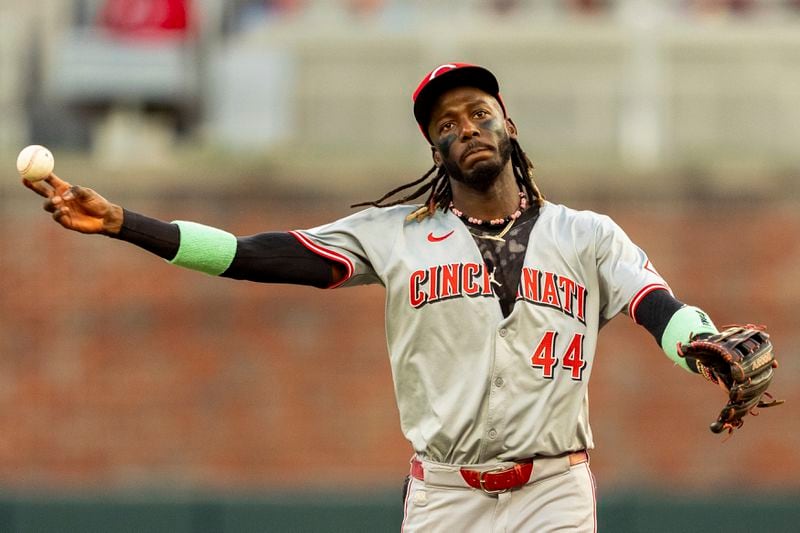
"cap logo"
429,64,458,81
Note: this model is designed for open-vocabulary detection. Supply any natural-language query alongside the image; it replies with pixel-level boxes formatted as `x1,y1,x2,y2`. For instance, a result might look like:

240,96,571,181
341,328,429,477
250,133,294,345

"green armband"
169,221,237,276
660,306,719,372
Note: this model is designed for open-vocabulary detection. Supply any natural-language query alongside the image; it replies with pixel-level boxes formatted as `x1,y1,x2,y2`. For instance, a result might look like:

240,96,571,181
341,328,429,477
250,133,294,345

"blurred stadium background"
1,0,799,531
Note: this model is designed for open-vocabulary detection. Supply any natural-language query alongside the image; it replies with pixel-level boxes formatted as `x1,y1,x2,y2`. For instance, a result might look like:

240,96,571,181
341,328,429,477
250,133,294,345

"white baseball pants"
401,454,597,532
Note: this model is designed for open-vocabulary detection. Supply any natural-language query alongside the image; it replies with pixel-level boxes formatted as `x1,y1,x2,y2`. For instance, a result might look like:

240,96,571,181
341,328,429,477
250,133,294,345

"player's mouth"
461,144,494,163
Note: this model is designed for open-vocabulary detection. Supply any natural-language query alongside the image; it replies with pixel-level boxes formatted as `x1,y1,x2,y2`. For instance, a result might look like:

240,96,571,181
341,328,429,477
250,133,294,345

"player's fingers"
45,173,72,194
22,177,53,198
43,195,62,213
42,186,92,209
52,206,71,227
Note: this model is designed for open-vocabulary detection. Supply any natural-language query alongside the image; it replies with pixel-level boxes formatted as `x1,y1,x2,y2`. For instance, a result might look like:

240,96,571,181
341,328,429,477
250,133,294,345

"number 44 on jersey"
530,331,587,381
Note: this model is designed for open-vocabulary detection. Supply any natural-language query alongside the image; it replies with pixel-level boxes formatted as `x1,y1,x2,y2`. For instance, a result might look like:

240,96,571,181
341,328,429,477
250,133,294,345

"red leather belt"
410,450,588,494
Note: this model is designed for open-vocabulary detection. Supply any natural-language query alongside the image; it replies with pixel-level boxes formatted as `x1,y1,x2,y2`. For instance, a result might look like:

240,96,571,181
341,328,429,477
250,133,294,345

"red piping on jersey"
288,230,354,289
628,283,672,324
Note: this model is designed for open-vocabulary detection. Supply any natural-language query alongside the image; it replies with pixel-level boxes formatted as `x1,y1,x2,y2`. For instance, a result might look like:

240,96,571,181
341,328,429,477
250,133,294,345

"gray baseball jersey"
291,201,670,465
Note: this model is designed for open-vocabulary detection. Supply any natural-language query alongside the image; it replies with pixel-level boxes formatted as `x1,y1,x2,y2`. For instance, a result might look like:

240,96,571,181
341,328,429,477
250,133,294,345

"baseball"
16,144,55,182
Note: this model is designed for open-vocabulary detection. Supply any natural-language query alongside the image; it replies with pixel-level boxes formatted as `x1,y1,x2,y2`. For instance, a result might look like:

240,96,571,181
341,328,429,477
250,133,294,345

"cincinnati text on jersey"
408,263,587,323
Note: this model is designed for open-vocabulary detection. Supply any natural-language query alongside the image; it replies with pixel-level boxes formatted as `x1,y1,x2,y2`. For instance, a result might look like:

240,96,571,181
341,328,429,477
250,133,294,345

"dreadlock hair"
351,138,545,223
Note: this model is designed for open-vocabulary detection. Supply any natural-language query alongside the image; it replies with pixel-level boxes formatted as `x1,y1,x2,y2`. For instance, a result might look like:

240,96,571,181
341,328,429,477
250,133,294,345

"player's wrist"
660,305,718,372
101,204,124,235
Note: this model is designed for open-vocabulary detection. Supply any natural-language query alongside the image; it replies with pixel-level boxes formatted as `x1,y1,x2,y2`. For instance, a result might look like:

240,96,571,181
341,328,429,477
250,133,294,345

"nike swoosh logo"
427,230,455,243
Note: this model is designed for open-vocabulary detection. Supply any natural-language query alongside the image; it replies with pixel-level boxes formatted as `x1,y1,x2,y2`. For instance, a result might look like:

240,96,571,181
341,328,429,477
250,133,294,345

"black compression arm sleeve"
114,210,334,287
116,209,180,260
222,232,333,288
633,289,685,345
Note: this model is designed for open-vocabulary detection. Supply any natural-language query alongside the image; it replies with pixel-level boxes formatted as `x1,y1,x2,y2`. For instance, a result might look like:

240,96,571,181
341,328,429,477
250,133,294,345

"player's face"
428,87,515,191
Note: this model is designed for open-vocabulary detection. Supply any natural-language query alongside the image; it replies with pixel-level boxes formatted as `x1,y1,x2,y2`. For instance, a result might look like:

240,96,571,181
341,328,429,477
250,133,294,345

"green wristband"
169,221,237,276
660,306,718,372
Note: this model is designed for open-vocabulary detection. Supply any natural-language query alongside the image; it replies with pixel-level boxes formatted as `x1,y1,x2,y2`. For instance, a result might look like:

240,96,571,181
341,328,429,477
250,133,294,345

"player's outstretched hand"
22,174,123,235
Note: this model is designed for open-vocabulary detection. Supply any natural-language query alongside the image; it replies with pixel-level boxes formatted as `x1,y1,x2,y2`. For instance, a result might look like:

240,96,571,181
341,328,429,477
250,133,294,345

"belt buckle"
477,465,511,495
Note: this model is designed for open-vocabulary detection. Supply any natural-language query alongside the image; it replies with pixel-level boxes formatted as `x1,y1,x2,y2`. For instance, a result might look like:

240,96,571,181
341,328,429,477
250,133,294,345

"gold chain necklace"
471,216,516,243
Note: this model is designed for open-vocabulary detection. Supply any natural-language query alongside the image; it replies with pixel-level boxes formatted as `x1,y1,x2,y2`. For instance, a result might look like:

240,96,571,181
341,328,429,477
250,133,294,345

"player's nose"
457,118,480,141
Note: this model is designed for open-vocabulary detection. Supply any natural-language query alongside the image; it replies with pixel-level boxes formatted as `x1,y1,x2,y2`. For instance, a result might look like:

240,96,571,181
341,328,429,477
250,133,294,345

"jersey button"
488,429,498,439
494,377,504,387
498,328,508,337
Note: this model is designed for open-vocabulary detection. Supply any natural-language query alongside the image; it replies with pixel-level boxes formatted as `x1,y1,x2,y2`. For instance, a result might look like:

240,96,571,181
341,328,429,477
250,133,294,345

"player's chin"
461,160,505,189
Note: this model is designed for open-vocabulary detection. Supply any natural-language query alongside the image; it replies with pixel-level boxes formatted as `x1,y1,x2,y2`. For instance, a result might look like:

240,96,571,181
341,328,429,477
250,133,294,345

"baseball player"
23,63,780,532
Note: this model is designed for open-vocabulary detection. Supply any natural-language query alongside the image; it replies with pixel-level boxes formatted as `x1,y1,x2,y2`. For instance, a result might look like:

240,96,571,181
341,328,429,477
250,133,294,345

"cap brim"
413,66,500,139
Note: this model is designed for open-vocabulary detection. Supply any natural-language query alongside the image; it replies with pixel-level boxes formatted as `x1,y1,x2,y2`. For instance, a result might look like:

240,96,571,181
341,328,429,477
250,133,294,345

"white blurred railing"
2,0,800,195
219,23,800,179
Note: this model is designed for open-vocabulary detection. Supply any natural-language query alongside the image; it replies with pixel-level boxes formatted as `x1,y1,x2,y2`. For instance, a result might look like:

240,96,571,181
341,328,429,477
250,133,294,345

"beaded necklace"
449,191,528,227
450,191,529,244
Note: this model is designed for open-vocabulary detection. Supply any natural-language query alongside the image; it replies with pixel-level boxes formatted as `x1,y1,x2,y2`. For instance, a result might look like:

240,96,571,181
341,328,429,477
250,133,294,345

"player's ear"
431,146,443,168
505,117,518,139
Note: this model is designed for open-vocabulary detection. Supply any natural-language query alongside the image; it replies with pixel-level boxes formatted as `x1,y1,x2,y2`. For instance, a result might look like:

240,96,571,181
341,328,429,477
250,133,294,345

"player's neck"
450,171,520,222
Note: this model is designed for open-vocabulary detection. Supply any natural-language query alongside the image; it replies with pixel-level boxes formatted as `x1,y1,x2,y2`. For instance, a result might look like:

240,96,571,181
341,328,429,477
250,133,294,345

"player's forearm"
633,289,683,343
115,209,180,259
633,289,718,373
113,210,332,287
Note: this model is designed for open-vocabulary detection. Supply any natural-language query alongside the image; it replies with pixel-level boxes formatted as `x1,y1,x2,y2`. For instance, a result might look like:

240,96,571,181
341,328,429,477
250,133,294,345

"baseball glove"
678,325,783,434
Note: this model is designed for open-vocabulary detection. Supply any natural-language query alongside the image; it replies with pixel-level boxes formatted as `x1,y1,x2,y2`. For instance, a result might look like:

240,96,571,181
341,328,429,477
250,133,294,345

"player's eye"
473,110,488,119
439,122,454,133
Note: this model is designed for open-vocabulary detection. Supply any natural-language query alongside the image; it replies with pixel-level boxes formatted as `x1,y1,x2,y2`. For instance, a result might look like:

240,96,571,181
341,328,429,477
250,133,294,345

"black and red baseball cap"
412,62,507,143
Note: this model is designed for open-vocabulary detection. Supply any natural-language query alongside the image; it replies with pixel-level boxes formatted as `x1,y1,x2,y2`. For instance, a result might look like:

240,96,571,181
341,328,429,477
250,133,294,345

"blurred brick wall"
1,195,798,494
